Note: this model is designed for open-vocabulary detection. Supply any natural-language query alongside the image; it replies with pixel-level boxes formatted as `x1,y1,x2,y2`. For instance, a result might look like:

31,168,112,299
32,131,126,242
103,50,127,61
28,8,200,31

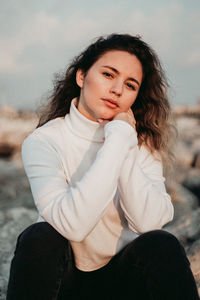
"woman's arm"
118,145,174,233
22,120,137,242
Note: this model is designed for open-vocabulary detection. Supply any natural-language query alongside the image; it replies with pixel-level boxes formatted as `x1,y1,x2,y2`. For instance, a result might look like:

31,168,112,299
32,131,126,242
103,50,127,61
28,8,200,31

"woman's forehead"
93,50,143,82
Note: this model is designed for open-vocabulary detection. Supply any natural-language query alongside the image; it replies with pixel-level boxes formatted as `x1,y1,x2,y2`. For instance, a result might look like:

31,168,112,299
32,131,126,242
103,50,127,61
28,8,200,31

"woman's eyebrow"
102,65,140,86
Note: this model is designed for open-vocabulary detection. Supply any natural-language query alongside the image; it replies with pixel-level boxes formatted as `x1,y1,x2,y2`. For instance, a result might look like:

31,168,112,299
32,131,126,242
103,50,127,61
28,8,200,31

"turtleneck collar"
65,98,105,143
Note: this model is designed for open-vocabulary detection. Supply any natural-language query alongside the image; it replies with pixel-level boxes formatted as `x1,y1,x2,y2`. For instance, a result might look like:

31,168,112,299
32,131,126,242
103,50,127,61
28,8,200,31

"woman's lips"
102,99,118,109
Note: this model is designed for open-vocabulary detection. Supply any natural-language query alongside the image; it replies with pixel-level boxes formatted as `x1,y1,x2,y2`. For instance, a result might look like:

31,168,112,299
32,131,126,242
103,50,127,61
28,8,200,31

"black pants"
6,222,199,300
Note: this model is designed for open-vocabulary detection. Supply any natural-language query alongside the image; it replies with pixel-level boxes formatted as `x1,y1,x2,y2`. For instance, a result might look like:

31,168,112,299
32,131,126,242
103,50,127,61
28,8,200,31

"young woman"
7,34,199,299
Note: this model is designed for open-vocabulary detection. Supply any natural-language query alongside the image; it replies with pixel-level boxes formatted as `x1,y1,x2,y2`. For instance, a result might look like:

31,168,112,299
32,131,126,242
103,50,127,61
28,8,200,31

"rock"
168,183,199,224
191,138,200,166
174,140,194,167
0,276,8,300
0,144,15,159
165,162,190,188
0,105,19,118
165,208,200,294
175,117,200,143
0,111,38,159
0,158,38,298
173,104,200,118
0,207,38,299
192,151,200,168
0,159,35,210
174,116,200,171
187,239,200,294
182,169,200,204
165,208,200,245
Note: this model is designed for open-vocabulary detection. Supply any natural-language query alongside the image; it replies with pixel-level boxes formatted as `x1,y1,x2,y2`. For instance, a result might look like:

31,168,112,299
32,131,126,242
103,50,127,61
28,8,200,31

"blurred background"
0,0,200,298
0,0,200,109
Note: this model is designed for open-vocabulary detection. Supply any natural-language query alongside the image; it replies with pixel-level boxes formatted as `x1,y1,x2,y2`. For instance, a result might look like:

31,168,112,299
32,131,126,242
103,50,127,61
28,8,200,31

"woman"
7,34,199,299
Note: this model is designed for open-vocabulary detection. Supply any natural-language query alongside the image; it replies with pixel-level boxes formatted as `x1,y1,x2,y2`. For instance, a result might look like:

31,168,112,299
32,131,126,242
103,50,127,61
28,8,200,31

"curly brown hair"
37,33,176,169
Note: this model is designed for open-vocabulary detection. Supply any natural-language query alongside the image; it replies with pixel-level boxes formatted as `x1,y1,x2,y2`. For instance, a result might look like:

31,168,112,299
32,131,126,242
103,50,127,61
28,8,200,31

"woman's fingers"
97,108,136,129
97,118,111,126
127,108,136,125
112,109,136,128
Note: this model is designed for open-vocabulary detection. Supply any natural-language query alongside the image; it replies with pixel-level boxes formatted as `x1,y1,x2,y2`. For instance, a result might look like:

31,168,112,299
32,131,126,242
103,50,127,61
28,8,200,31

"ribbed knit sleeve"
118,146,174,233
22,120,137,242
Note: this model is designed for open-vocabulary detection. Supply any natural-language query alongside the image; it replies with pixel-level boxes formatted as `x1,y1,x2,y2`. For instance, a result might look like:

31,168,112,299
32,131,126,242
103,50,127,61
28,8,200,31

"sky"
0,0,200,110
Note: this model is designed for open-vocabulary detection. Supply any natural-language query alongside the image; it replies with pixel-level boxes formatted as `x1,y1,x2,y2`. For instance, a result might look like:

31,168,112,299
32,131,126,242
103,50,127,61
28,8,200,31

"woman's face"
76,50,143,122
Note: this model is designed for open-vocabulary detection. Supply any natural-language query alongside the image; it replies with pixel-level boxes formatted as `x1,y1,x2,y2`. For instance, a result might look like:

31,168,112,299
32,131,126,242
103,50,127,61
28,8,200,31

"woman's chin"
97,111,115,121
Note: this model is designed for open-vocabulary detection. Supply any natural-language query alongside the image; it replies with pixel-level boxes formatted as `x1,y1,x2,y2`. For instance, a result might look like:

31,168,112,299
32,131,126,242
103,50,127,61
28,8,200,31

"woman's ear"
76,69,85,88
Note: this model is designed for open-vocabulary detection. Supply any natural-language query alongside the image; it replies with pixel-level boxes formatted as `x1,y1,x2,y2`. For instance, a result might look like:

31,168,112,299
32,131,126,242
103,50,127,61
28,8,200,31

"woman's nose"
110,80,123,96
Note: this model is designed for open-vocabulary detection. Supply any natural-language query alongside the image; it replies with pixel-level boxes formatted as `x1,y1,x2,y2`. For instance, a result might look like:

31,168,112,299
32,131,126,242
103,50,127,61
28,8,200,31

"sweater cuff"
104,120,138,147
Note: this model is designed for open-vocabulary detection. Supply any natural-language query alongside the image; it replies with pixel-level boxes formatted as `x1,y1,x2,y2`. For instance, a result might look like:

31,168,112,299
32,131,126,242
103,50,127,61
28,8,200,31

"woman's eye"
103,72,113,78
126,83,136,91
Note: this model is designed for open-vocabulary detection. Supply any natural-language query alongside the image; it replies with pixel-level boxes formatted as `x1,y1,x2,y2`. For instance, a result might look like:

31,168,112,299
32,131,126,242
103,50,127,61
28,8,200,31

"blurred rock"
0,160,35,210
0,105,19,118
0,207,37,300
168,183,199,224
0,144,15,158
0,109,38,159
192,150,200,168
165,208,200,245
174,140,194,167
174,114,200,172
187,239,200,294
175,117,200,143
182,169,200,204
173,104,200,118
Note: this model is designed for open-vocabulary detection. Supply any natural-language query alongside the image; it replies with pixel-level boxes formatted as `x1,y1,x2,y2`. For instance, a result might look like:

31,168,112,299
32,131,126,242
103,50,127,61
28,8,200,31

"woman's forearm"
118,146,174,233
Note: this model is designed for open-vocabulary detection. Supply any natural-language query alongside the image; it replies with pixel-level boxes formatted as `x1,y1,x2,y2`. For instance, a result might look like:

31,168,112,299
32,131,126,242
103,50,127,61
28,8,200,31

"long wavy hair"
37,33,176,169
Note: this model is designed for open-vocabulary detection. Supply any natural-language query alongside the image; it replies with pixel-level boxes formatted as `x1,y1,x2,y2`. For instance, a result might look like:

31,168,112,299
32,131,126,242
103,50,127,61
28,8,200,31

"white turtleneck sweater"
22,98,174,271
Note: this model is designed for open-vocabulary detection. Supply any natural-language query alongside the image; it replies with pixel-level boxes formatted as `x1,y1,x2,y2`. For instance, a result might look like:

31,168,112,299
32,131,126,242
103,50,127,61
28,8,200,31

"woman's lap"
6,223,199,300
59,229,199,299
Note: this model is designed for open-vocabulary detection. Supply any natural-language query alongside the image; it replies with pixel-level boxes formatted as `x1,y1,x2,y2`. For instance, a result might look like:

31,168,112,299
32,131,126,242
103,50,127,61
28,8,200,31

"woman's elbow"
129,207,174,234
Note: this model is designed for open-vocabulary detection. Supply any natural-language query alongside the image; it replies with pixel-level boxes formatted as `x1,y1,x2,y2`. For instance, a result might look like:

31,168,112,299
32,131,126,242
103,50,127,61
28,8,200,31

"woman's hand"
97,108,136,129
113,108,136,129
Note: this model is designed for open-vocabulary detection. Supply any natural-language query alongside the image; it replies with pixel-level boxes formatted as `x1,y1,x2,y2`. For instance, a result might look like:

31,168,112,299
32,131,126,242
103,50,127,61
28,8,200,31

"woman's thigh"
109,229,199,299
7,222,72,300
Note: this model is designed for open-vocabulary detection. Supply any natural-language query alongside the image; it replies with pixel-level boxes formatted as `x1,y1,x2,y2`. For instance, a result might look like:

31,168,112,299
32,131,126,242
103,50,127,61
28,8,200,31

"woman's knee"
126,229,188,264
139,229,179,246
15,222,69,255
137,230,184,253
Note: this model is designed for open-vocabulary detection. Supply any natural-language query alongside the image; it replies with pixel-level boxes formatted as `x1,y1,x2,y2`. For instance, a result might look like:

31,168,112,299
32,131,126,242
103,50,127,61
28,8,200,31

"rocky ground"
0,104,200,299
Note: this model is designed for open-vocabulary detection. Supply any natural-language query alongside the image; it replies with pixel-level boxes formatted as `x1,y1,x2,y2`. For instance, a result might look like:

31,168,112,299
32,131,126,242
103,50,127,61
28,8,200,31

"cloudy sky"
0,0,200,109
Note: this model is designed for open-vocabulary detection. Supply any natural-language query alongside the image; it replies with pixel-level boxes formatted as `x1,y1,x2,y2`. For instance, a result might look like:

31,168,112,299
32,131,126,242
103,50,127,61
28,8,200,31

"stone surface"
187,240,200,295
0,108,37,160
182,169,200,204
167,183,199,224
0,207,37,300
164,208,200,245
0,158,38,299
